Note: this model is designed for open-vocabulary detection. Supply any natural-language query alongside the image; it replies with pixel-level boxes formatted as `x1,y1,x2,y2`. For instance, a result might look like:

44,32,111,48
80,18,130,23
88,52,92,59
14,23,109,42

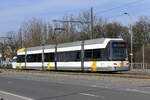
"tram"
15,38,129,72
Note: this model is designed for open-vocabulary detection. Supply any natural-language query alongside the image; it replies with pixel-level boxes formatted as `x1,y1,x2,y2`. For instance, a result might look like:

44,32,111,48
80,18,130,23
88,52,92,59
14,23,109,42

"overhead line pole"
53,20,90,24
53,7,94,39
90,7,94,39
20,31,23,48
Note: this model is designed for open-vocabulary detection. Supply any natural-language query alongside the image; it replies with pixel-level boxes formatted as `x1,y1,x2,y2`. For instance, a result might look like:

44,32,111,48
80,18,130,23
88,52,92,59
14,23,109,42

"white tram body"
16,38,130,72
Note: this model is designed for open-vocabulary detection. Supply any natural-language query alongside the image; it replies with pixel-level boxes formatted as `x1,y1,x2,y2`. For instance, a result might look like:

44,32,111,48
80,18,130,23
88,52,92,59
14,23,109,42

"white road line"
7,81,13,84
0,90,34,100
90,85,109,89
80,93,99,97
90,85,97,87
80,93,105,99
125,88,150,94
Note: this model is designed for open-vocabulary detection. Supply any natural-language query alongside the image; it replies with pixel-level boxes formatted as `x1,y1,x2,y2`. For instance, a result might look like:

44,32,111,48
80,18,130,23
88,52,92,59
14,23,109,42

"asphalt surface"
0,72,150,100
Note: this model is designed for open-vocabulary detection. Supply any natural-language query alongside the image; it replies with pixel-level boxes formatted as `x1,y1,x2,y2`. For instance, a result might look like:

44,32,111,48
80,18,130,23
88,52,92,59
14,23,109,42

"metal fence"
130,63,150,73
132,63,150,69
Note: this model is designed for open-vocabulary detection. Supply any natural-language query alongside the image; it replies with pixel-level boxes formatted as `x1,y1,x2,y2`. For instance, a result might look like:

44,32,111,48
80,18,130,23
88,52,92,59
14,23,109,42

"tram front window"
111,42,127,61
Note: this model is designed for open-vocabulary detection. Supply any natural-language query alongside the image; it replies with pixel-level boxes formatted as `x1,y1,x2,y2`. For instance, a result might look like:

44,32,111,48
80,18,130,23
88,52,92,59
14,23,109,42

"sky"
0,0,150,35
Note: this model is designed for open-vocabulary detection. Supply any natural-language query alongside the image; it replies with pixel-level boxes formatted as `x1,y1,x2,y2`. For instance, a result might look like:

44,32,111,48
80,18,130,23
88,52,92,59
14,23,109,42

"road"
0,72,150,100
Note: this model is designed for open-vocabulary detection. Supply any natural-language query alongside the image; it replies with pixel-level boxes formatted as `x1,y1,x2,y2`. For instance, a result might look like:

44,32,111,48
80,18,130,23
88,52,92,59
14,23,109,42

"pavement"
0,72,150,100
128,69,150,74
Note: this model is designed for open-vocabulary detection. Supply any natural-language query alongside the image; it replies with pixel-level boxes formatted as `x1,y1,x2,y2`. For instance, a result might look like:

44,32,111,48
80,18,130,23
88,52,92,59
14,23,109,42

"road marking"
80,93,99,97
90,85,109,89
125,88,150,94
90,85,97,87
0,90,34,100
7,81,13,84
80,93,105,99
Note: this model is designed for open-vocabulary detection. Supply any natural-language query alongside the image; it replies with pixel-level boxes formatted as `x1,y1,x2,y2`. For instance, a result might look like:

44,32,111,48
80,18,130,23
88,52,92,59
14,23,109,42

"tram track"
0,68,150,79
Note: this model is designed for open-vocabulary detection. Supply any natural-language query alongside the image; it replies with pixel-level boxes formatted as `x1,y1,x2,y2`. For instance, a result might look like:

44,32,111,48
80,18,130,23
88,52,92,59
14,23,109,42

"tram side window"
100,48,110,61
76,51,81,61
44,53,55,62
84,50,92,61
84,49,102,61
17,55,25,62
57,50,81,62
93,49,101,59
27,54,42,62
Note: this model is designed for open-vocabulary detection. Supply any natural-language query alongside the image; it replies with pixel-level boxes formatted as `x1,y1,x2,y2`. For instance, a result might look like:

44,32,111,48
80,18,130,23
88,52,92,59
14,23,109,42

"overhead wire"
108,6,150,21
95,0,145,15
95,0,149,24
51,0,148,25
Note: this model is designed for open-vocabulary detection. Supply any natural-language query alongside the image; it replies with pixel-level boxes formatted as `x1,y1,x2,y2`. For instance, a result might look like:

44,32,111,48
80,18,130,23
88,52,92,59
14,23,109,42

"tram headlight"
125,58,128,61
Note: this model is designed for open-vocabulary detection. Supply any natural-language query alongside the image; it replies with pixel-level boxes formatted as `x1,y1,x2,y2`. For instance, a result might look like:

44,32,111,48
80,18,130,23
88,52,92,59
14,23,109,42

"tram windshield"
111,42,127,61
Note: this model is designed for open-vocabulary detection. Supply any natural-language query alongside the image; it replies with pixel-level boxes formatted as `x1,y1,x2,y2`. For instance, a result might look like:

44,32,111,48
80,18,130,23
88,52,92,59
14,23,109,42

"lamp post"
124,12,133,70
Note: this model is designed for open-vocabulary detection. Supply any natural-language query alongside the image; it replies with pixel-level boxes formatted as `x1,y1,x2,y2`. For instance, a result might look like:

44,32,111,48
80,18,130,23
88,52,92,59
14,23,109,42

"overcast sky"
0,0,150,35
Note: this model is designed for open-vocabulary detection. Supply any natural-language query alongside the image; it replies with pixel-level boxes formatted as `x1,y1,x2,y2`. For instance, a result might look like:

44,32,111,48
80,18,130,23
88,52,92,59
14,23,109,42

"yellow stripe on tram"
120,61,125,68
91,61,97,72
18,63,23,69
17,48,25,52
47,62,51,70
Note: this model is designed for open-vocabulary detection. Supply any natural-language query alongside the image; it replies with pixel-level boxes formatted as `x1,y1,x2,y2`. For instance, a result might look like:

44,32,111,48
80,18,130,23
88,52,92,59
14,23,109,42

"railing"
130,63,150,72
132,63,150,69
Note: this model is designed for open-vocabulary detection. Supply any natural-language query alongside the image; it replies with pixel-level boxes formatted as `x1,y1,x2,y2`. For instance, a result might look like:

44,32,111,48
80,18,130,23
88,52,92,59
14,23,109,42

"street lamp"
124,12,133,70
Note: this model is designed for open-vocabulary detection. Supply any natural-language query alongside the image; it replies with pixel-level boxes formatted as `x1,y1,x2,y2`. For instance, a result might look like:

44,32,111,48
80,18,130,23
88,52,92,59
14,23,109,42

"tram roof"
21,38,123,52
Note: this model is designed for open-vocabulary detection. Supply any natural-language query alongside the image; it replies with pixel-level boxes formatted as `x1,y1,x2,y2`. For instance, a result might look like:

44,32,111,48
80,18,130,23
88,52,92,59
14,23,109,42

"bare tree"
19,18,47,47
133,17,150,45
